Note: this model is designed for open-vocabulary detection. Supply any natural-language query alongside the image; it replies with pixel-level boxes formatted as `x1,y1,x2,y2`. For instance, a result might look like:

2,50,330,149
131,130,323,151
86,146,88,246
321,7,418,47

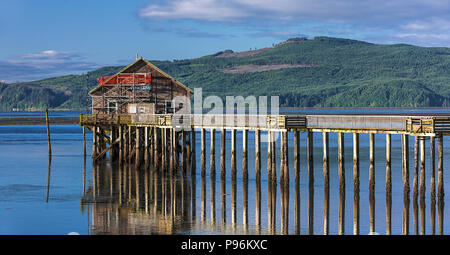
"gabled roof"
89,57,192,94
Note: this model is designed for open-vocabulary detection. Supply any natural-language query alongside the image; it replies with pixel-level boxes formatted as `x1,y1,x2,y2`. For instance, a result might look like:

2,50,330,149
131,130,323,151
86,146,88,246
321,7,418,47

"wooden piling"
283,131,289,185
280,131,285,184
322,132,329,235
255,130,261,181
181,130,185,174
369,133,375,234
413,136,419,235
220,129,226,180
437,135,444,235
420,136,426,235
271,131,277,183
231,129,236,181
191,129,196,175
430,136,436,234
386,134,392,235
92,125,97,159
307,131,314,235
243,129,248,180
267,131,272,181
294,131,300,183
154,127,159,171
201,128,206,177
210,129,216,176
402,134,410,235
45,109,52,156
83,127,86,157
338,132,345,235
353,133,360,235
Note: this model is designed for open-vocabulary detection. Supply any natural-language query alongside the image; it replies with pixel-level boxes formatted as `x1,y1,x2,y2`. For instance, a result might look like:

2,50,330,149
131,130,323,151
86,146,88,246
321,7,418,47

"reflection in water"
46,156,52,202
82,138,445,235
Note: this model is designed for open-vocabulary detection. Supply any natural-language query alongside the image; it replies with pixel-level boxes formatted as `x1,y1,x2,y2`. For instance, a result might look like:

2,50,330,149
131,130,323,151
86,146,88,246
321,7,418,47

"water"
1,109,450,235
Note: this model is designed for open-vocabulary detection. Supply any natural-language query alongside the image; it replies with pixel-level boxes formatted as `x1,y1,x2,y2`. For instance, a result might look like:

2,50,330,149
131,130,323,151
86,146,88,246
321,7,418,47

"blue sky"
1,0,449,82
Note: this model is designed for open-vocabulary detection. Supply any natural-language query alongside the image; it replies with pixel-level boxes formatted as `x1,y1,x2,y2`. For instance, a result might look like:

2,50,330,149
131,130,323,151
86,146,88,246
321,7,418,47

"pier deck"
80,112,448,235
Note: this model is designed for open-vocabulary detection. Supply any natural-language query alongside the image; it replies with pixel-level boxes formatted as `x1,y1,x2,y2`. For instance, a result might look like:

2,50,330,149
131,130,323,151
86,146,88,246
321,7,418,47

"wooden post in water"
283,131,289,185
413,136,419,234
118,126,123,163
271,131,277,183
307,131,314,235
45,109,52,156
420,136,426,235
437,135,444,235
294,131,300,183
191,129,196,175
338,132,345,235
369,133,375,234
210,129,216,176
243,129,248,180
154,127,159,171
386,134,392,235
280,131,285,184
430,136,436,234
402,134,410,235
170,128,174,173
144,127,148,167
201,128,206,177
83,127,86,157
92,126,97,159
322,132,329,235
221,129,226,180
136,127,141,167
255,130,261,180
267,131,272,181
231,129,236,181
353,133,360,235
181,130,186,174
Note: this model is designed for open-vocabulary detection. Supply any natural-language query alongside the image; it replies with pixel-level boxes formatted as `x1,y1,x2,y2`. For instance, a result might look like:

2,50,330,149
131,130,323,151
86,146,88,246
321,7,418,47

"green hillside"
1,36,450,111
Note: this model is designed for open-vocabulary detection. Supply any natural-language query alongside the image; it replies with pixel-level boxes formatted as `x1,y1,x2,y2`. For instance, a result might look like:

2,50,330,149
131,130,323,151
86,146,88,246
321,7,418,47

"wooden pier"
81,112,449,234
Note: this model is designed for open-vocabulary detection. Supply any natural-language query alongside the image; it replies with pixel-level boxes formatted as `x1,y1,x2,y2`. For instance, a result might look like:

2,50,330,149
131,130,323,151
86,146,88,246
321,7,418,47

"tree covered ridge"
1,36,449,111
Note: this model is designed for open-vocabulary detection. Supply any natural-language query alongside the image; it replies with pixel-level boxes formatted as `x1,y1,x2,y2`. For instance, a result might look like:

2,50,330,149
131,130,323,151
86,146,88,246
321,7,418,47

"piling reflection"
82,154,445,235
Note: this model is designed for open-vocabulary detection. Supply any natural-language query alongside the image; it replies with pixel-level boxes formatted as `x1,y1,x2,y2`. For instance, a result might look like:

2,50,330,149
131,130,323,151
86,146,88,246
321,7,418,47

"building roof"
89,57,192,94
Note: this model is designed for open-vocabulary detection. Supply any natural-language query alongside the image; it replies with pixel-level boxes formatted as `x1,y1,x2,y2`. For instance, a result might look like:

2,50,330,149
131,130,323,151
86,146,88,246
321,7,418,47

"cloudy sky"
1,0,449,82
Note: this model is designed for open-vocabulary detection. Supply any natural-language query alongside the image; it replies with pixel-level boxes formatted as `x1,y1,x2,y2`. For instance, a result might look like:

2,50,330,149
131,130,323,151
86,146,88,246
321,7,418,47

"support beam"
221,129,226,180
322,132,329,235
369,133,375,234
210,129,216,176
402,134,410,235
231,129,236,181
255,130,261,181
430,136,436,235
294,131,300,183
307,131,314,235
243,129,248,180
386,134,392,235
420,136,426,235
201,128,206,177
353,133,360,235
338,132,345,235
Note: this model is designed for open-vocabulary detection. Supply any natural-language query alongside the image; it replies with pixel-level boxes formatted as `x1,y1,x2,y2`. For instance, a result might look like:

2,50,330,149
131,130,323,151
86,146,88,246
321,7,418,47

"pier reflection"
82,156,445,235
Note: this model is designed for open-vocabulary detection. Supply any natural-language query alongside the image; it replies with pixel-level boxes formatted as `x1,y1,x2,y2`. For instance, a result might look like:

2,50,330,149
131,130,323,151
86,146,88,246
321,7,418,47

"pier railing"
80,113,307,130
80,113,450,135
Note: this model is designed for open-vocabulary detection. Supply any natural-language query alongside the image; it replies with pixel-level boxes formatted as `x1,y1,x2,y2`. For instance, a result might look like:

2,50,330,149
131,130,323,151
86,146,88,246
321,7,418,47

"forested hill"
1,36,450,111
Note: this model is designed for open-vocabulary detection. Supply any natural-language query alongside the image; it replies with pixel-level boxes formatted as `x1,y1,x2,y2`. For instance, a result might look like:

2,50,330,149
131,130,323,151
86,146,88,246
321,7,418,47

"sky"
0,0,449,82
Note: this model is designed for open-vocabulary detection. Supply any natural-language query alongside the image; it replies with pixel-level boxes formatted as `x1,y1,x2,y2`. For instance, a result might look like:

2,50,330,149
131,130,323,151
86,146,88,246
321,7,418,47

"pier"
80,112,450,234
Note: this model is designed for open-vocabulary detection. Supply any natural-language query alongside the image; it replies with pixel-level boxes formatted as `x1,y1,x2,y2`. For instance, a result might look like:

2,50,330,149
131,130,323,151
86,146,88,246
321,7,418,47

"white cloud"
0,50,99,82
139,0,248,22
138,0,450,45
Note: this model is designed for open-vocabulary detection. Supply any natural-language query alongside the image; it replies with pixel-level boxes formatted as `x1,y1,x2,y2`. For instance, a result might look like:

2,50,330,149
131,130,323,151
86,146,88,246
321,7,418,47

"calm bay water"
1,109,450,235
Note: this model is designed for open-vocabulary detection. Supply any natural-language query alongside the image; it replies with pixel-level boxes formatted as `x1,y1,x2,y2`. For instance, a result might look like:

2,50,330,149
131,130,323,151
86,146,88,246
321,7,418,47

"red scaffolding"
97,73,151,86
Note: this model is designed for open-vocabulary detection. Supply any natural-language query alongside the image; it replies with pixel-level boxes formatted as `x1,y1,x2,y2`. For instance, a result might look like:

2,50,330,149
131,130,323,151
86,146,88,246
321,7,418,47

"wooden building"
89,57,192,114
